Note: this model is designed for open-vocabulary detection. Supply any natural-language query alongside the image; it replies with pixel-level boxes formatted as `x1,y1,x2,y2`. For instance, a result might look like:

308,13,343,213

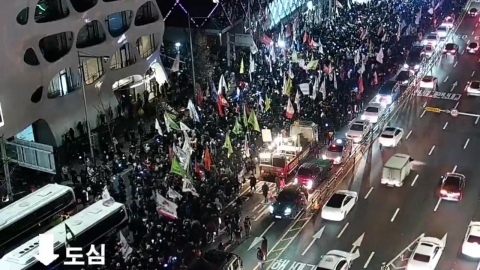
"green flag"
248,110,260,132
242,105,248,127
165,113,181,131
232,118,242,135
223,132,233,158
170,158,187,177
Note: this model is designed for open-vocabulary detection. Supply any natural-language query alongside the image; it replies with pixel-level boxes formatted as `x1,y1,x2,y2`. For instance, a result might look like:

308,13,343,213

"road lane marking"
364,252,375,268
428,145,435,156
391,208,400,222
453,165,457,173
454,102,459,109
420,110,427,118
478,58,480,63
468,39,471,44
337,223,349,238
464,138,470,149
454,61,458,67
443,122,448,130
301,226,325,256
476,117,479,124
473,31,475,35
461,49,465,55
434,198,442,212
260,222,275,238
444,76,449,83
411,175,419,186
254,207,270,221
364,187,374,199
476,261,480,270
253,204,262,212
473,71,476,77
422,101,427,108
406,130,412,139
476,23,479,27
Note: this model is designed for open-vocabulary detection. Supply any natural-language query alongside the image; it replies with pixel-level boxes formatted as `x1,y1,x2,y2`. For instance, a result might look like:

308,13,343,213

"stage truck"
259,121,318,182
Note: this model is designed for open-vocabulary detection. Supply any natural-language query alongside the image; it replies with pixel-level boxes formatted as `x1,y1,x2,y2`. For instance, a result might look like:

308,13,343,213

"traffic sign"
451,109,458,117
425,106,441,113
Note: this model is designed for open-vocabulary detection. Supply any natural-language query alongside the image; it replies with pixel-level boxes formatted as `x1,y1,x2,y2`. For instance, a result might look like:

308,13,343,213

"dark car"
439,173,465,201
294,163,329,189
443,43,458,55
396,70,411,86
270,185,308,219
405,46,424,72
468,42,479,54
469,7,478,16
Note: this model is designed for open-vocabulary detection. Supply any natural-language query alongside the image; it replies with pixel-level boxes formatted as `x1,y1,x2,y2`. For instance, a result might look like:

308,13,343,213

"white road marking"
476,261,480,270
337,223,349,238
391,208,400,222
461,49,465,55
260,222,275,237
478,58,480,63
464,138,470,149
454,102,459,109
253,204,262,212
443,122,448,130
411,175,419,186
476,23,478,27
453,165,457,173
476,117,480,124
444,76,449,83
422,101,427,108
254,207,269,221
364,252,375,268
454,61,459,67
468,39,471,44
434,198,442,212
473,71,476,77
406,130,412,139
473,31,476,35
420,110,427,118
364,187,374,199
428,145,436,155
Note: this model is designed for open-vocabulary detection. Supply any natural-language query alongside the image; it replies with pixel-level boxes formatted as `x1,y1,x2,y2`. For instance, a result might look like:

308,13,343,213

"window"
69,0,97,12
365,107,379,113
34,0,69,23
39,31,74,63
48,68,81,98
24,48,39,66
16,7,29,25
335,260,347,270
327,145,343,152
76,20,106,48
31,86,43,103
326,194,345,208
413,253,430,262
82,58,104,84
136,34,156,58
105,11,133,38
134,1,160,26
350,124,363,131
468,235,480,244
110,43,136,70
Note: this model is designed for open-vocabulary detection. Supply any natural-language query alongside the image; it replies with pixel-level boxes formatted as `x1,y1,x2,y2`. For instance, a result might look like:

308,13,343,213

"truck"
259,121,318,182
381,153,413,187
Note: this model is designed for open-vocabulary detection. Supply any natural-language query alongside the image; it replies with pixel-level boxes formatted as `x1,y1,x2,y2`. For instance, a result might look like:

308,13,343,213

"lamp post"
187,15,197,100
77,51,110,165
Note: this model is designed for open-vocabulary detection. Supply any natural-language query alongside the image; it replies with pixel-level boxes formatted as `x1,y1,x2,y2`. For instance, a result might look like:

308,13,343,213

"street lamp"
175,42,181,48
77,51,110,165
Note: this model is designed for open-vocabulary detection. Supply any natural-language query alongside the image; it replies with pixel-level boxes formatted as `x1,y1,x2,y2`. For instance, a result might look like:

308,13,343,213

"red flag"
309,37,314,48
285,24,292,37
286,99,294,119
197,88,204,105
303,32,308,43
195,162,201,174
260,35,272,45
204,148,212,171
373,72,378,85
358,77,364,93
217,94,224,116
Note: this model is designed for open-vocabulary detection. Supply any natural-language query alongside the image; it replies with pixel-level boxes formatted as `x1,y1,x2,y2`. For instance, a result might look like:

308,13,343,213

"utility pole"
0,139,12,201
187,14,197,100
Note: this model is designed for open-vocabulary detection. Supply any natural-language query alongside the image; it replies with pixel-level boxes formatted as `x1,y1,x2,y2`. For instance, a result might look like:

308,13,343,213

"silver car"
322,138,352,164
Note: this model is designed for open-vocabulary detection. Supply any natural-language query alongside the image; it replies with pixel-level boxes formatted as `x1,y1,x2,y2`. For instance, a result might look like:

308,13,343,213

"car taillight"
440,189,447,195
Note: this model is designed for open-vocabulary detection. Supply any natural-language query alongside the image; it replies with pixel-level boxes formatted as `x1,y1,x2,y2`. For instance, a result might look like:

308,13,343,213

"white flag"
101,186,113,201
294,90,301,113
320,78,326,100
180,122,191,131
312,76,319,100
269,44,276,63
164,114,171,133
282,74,288,96
187,100,200,122
155,119,163,135
182,130,193,155
167,187,183,200
354,49,360,65
299,83,310,95
249,53,255,73
182,178,199,196
156,193,178,219
333,73,338,89
119,231,133,259
376,47,384,64
171,54,180,72
218,75,227,94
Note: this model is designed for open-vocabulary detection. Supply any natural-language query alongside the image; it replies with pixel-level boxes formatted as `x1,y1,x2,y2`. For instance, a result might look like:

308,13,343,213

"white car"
468,42,479,54
321,190,358,221
441,16,454,29
361,103,384,123
346,120,371,143
462,221,480,258
423,45,434,57
436,25,448,38
407,235,446,270
423,33,440,47
466,81,480,96
419,76,438,90
316,250,354,270
379,127,404,147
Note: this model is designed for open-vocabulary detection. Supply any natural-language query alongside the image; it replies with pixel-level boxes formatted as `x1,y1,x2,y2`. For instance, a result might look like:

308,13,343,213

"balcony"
34,0,69,23
105,11,133,38
134,1,160,26
39,31,74,63
110,43,137,70
47,68,81,98
136,34,158,59
70,0,97,12
81,57,105,85
76,20,106,49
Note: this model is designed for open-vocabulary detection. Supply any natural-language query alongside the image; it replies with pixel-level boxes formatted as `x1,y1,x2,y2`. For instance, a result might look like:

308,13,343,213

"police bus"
0,184,76,255
0,198,128,269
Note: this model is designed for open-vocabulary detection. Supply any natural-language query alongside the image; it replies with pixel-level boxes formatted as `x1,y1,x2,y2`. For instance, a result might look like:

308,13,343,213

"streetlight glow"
277,40,285,48
307,1,314,10
175,42,181,48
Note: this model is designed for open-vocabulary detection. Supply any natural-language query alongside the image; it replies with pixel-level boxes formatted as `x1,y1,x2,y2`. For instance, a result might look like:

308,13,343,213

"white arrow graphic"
450,81,458,92
302,226,325,256
350,233,364,253
248,222,275,251
351,249,360,261
33,234,59,266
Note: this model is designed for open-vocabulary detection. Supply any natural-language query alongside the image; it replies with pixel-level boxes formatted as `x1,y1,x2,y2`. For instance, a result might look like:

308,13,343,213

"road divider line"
391,208,400,222
434,198,442,212
454,61,458,67
337,223,349,238
473,71,476,77
443,122,448,130
364,187,374,199
420,110,427,118
444,76,449,83
454,102,459,109
406,130,412,139
428,145,435,156
253,204,262,212
453,165,457,173
422,102,427,108
260,222,275,238
464,139,470,149
461,49,465,55
411,175,419,186
476,117,479,124
468,39,471,44
364,252,375,268
476,23,478,27
473,31,475,35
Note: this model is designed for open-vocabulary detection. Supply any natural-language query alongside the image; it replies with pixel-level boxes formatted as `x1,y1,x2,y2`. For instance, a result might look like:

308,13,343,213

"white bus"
0,198,128,270
0,184,76,255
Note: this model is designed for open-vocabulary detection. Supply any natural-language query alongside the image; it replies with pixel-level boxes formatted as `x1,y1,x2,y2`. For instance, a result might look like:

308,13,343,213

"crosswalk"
247,181,277,194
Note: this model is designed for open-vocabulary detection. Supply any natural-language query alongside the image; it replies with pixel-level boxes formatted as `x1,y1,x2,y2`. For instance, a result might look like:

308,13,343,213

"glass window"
413,253,430,263
48,68,81,97
82,58,104,84
105,11,133,37
136,34,156,58
16,7,29,25
468,235,480,244
349,124,363,131
326,194,345,208
327,145,343,152
76,20,106,48
111,43,136,70
365,107,379,113
272,157,286,168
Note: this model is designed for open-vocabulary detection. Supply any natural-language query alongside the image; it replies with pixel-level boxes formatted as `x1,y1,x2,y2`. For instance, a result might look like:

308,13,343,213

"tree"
193,34,214,86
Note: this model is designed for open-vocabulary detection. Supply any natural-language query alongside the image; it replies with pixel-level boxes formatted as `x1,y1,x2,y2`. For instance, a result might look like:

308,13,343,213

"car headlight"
285,207,292,215
414,64,420,69
269,205,274,213
293,177,298,184
403,63,408,68
322,154,327,159
360,115,366,120
335,157,341,162
306,180,313,189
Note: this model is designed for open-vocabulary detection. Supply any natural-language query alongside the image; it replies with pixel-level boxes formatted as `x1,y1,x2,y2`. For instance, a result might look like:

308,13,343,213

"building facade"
0,0,168,146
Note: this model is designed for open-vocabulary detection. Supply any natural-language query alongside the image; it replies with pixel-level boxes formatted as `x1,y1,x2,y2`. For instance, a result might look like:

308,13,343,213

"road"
219,2,480,270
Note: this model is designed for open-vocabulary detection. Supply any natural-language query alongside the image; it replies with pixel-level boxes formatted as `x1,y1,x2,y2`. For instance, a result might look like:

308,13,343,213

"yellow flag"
286,77,293,96
223,132,233,157
292,52,298,63
306,60,319,70
240,58,244,74
248,110,260,132
265,95,271,111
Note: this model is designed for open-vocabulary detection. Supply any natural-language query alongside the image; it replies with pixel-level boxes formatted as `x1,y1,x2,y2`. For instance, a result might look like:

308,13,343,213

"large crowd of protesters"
6,0,467,269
